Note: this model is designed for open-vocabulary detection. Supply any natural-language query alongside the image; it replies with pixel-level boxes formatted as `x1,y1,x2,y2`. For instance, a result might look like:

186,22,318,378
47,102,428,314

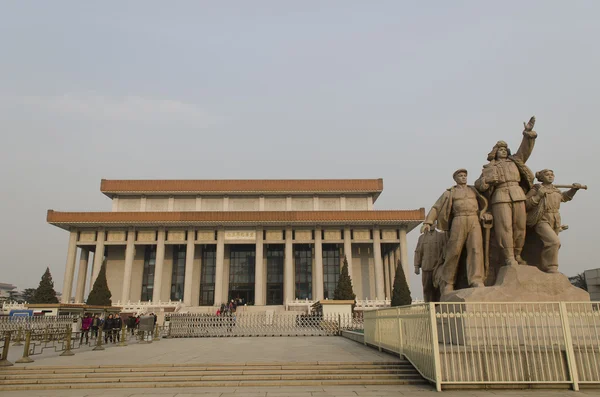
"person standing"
80,313,92,344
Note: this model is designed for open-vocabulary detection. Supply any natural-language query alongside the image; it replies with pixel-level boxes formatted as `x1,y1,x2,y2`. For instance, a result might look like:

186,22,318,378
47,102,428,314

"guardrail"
364,301,600,391
168,312,364,338
0,324,169,366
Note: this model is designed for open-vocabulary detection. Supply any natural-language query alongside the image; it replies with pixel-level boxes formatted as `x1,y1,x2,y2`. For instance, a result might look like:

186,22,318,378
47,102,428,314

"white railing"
285,298,315,312
168,312,360,337
1,301,27,314
355,298,391,311
364,301,600,391
114,300,184,315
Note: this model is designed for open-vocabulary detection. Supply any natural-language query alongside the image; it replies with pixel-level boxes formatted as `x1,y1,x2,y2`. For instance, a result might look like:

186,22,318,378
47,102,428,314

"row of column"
62,226,409,305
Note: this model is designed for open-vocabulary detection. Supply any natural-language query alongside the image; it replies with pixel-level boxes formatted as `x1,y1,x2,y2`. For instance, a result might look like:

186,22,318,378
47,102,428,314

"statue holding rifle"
524,169,586,273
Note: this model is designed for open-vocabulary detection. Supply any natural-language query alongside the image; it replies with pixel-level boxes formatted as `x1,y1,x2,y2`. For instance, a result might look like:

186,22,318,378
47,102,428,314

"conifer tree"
334,256,356,301
86,262,112,306
31,267,59,304
391,259,412,307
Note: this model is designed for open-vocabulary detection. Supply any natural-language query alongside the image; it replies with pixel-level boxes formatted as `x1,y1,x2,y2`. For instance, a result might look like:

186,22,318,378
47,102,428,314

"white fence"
169,312,363,338
364,302,600,391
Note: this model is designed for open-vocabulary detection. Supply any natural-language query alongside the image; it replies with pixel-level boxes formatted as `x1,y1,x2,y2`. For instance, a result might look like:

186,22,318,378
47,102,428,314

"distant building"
47,179,424,309
584,268,600,301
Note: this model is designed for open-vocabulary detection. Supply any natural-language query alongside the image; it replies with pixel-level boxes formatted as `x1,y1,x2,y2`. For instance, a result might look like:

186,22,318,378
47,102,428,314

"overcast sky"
1,1,599,299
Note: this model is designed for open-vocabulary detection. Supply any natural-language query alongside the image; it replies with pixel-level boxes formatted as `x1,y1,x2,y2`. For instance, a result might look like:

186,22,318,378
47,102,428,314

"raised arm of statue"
514,116,538,163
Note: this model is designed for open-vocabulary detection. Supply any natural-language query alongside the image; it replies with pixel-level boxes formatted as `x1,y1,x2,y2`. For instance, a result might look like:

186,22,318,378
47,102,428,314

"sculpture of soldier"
475,117,537,267
524,169,584,273
414,221,446,302
422,169,490,295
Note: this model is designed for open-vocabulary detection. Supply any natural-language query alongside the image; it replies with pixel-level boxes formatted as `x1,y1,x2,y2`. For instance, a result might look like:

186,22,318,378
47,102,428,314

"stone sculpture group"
415,117,588,302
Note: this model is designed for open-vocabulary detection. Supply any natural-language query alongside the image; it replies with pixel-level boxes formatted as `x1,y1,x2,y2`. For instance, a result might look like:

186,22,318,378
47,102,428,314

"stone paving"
2,336,599,396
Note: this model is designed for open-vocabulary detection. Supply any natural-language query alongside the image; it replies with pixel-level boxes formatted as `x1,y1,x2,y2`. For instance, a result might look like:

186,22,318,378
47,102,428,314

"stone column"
183,228,195,306
383,252,390,299
214,229,225,306
399,227,409,284
74,248,89,303
284,227,294,303
61,231,78,303
372,228,385,300
121,229,136,303
314,227,324,301
254,227,264,305
90,230,105,291
343,227,353,281
152,229,166,302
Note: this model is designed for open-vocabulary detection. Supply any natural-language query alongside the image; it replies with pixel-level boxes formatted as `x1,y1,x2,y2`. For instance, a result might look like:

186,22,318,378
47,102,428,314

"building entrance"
228,245,255,305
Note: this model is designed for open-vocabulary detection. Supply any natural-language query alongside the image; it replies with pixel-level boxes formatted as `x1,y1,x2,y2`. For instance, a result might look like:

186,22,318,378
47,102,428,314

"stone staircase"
0,361,427,391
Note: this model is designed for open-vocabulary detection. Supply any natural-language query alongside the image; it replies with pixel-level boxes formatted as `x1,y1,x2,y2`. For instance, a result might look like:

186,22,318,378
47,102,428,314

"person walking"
91,314,100,339
103,314,114,344
80,313,92,344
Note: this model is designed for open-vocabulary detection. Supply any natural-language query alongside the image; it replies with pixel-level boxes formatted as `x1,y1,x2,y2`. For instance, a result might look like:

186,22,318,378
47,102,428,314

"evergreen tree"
31,267,59,304
86,262,112,306
21,288,36,303
391,259,412,307
334,256,356,301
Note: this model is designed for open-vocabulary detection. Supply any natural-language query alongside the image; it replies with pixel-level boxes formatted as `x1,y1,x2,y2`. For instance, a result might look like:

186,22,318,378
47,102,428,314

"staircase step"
0,378,427,391
0,368,418,380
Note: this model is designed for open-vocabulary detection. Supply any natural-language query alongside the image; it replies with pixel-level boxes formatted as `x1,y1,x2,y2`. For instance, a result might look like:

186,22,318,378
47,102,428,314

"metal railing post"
428,302,442,392
377,311,382,352
397,307,404,358
13,326,23,346
118,327,127,347
0,331,13,367
559,302,580,391
93,327,104,351
60,325,74,356
16,330,34,363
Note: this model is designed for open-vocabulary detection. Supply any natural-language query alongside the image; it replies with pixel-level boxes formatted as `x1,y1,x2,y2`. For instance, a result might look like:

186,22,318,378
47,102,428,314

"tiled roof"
100,179,384,195
47,209,424,229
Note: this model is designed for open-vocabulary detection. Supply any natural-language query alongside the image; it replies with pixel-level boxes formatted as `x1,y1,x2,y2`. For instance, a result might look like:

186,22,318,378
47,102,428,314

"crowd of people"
78,312,158,344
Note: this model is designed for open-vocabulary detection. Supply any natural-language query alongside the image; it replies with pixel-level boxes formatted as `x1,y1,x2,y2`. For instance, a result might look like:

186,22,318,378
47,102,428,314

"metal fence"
364,302,600,391
168,312,363,338
0,316,73,333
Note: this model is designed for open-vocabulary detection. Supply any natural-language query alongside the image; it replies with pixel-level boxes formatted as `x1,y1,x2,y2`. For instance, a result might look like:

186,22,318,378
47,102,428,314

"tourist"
80,313,92,344
91,314,100,339
127,315,136,336
103,314,114,343
113,314,122,343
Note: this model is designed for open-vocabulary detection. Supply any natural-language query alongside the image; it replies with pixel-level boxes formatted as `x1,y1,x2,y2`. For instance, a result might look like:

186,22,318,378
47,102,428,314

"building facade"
47,179,424,308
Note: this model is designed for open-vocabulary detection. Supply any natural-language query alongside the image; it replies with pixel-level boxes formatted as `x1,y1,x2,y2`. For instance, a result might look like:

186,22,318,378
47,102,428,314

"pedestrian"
80,313,92,344
127,315,136,336
103,314,114,344
113,314,122,343
91,314,100,339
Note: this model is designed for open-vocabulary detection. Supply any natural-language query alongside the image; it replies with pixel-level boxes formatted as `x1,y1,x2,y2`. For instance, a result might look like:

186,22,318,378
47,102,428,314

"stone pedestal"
442,265,591,303
437,265,590,346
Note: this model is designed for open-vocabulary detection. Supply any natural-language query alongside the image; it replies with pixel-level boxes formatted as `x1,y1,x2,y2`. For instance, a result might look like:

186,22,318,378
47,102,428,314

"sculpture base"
441,265,590,302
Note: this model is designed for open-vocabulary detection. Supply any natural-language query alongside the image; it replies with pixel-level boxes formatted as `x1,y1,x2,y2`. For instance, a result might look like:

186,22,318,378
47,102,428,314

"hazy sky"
1,1,599,299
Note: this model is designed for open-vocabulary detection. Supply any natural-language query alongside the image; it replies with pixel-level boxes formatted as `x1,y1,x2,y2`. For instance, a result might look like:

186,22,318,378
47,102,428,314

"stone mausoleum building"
47,179,424,310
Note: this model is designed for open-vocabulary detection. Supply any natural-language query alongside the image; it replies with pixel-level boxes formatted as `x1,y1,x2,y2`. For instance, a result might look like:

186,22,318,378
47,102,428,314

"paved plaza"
3,337,600,396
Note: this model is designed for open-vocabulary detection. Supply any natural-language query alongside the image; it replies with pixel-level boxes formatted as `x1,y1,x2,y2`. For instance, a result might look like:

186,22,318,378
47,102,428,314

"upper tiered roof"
101,179,384,200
